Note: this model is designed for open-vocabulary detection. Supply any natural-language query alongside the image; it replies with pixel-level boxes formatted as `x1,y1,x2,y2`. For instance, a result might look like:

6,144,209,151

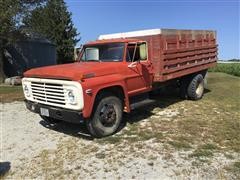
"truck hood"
24,62,122,81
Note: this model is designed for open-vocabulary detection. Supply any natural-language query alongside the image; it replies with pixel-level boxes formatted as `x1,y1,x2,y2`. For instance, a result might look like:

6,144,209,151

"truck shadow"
0,161,11,177
39,87,211,140
39,120,94,140
124,88,210,125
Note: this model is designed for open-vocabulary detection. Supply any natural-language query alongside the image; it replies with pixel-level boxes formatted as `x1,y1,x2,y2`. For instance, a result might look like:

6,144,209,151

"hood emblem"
83,73,95,79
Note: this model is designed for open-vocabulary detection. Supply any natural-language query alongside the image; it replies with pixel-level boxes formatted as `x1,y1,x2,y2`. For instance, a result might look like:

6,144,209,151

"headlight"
66,89,77,105
23,84,30,97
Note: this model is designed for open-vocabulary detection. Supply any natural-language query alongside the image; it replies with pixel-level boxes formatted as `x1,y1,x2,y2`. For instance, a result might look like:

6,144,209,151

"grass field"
0,85,24,103
209,63,240,77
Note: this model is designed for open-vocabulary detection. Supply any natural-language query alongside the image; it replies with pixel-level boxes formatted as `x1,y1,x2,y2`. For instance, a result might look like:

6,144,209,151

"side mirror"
128,61,138,68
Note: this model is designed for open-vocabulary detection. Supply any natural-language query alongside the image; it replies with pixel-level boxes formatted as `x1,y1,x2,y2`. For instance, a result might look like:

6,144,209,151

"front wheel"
87,95,123,138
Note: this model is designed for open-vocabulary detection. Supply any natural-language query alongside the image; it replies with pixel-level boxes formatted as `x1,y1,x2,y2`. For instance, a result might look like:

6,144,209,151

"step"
130,98,156,110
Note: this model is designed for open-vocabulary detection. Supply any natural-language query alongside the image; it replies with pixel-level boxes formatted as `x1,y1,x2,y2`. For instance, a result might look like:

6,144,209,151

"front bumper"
25,100,84,124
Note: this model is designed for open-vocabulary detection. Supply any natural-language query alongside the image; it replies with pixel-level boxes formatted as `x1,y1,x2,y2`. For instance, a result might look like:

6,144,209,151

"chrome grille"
31,82,66,105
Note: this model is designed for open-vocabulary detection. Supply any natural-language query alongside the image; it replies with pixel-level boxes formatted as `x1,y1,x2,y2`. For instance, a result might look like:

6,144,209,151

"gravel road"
1,101,237,179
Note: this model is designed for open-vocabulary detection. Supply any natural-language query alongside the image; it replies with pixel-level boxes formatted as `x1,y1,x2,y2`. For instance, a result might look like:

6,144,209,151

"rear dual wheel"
180,74,205,100
87,95,123,138
187,74,205,100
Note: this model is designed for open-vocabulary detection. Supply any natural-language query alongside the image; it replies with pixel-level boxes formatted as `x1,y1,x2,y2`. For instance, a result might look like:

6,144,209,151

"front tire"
87,95,123,138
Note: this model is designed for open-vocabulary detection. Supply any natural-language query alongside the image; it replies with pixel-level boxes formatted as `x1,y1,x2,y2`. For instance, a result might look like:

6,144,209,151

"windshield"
80,43,124,62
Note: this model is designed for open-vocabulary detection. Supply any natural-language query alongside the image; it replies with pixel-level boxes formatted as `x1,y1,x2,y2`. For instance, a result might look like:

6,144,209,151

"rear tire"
87,95,123,138
187,74,204,100
40,115,60,124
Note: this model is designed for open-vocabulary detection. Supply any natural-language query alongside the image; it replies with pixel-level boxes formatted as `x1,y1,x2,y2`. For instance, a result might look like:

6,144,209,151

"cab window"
126,42,147,62
80,43,124,62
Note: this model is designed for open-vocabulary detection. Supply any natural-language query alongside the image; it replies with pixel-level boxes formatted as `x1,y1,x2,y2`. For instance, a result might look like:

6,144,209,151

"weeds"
168,140,191,149
209,63,240,77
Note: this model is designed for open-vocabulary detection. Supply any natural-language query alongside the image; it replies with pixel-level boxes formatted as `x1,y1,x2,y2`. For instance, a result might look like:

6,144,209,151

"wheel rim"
196,81,204,97
99,104,117,127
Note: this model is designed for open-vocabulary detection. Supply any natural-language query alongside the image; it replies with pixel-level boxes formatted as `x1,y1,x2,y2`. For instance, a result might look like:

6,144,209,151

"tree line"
0,0,79,82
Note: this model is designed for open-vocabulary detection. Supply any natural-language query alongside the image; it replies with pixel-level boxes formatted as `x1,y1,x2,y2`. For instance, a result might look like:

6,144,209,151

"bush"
209,63,240,77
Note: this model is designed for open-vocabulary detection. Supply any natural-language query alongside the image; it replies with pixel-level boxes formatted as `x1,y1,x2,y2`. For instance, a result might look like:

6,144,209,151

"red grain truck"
22,29,217,137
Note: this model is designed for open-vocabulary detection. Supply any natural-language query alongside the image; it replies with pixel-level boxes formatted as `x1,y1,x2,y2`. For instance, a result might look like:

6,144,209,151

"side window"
139,43,147,60
126,42,147,62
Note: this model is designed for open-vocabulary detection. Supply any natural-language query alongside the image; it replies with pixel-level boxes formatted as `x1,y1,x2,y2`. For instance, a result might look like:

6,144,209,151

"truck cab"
79,38,154,94
23,38,155,137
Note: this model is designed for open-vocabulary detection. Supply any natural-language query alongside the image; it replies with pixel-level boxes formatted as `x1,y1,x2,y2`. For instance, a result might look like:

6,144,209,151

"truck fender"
82,83,130,118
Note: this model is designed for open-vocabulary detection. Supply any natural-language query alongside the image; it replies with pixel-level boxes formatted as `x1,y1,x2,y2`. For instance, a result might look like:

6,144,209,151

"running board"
130,99,156,110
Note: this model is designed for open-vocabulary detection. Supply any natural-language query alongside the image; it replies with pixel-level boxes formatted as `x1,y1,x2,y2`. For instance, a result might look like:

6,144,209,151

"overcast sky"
66,0,239,60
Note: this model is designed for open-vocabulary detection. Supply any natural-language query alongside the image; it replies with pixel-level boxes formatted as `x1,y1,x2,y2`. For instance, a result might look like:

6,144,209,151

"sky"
65,0,240,60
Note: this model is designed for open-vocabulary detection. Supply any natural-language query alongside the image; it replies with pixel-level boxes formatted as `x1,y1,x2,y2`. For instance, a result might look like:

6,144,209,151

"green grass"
190,149,214,158
233,161,240,169
209,63,240,77
0,85,24,103
201,143,218,150
168,140,192,149
189,143,218,161
0,85,23,94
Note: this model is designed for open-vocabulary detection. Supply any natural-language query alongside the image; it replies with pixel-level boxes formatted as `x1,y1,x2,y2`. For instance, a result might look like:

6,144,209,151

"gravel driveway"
1,101,238,179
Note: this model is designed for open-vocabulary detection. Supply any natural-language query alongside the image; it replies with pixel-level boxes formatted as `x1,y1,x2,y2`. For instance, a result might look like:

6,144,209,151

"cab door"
124,42,153,95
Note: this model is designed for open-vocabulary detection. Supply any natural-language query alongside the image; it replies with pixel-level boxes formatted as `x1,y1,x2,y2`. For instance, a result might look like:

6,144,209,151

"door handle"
128,62,137,68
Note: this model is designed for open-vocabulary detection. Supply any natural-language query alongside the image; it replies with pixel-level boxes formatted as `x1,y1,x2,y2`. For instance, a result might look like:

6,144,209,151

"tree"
0,0,45,82
24,0,79,64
